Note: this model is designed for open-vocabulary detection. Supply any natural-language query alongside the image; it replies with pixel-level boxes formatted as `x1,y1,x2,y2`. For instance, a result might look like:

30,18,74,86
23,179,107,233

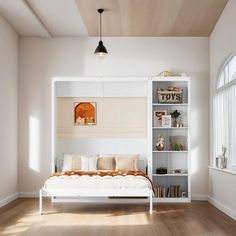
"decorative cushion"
62,154,82,172
71,156,81,170
115,155,139,171
62,154,139,172
81,155,98,171
97,156,115,170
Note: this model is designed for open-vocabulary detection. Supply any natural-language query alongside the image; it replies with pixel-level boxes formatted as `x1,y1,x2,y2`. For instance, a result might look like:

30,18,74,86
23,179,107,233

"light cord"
100,12,102,41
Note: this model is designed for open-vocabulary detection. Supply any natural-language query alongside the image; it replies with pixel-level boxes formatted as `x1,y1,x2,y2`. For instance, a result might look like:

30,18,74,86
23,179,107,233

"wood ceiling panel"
75,0,228,37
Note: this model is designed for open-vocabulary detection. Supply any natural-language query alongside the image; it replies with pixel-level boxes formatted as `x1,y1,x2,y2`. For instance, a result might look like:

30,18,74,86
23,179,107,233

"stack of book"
154,185,185,198
154,185,166,198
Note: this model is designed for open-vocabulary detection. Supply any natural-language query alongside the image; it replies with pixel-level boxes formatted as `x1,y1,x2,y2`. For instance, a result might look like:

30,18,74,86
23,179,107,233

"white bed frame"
39,157,153,214
39,188,153,214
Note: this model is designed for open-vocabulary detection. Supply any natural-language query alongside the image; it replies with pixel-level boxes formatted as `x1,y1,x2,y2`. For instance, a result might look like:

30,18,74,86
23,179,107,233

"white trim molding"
209,166,236,175
0,193,18,208
18,192,39,198
191,195,208,201
208,196,236,220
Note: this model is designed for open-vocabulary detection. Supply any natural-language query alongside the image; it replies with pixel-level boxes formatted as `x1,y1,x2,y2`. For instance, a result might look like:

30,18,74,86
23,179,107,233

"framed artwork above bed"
74,102,96,125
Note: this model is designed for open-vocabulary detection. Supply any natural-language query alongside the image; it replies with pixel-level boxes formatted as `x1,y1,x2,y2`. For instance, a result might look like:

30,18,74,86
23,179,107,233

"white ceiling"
0,0,88,37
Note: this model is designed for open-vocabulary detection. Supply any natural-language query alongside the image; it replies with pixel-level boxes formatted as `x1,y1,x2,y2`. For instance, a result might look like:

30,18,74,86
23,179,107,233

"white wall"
0,15,18,206
57,97,147,138
18,37,209,197
209,0,236,219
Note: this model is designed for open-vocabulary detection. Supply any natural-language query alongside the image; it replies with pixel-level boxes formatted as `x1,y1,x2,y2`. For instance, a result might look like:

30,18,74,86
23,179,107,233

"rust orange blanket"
50,170,154,191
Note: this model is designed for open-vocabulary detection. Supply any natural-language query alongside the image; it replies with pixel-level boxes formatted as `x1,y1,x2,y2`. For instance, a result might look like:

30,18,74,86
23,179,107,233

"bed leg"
39,189,43,215
149,193,153,214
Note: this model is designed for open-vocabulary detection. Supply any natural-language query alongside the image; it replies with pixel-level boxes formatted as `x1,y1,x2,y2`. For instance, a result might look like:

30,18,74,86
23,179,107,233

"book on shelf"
154,185,184,198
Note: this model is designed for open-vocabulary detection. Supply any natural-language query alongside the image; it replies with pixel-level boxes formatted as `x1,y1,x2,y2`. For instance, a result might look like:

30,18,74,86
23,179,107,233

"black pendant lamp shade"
94,9,108,58
94,40,108,54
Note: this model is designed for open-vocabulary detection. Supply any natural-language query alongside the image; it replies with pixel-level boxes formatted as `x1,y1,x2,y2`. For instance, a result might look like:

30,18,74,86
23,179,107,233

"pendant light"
94,8,108,58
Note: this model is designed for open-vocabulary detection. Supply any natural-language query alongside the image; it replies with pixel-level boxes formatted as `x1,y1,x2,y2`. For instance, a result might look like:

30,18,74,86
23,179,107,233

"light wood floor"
0,198,235,236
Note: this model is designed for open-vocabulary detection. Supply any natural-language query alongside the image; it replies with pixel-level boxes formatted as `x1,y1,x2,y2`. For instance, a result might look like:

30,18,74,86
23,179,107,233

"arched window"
214,52,236,170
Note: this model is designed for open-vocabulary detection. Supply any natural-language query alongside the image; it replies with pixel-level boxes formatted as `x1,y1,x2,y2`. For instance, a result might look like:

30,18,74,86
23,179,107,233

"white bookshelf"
148,76,191,202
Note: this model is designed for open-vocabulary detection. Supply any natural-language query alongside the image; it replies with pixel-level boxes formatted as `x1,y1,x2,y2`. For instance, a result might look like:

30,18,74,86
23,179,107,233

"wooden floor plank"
0,198,235,236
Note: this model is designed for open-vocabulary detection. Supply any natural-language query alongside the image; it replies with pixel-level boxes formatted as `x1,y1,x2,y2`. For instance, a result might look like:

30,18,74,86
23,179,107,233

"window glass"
229,55,236,81
214,53,236,170
217,72,224,88
217,54,236,89
224,65,229,83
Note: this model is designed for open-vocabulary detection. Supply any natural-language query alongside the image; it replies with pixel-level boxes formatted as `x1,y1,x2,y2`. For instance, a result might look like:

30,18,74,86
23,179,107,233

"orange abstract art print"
74,102,96,125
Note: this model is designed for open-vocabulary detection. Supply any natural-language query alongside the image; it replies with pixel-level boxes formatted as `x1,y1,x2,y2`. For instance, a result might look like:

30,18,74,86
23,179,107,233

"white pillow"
62,154,82,172
81,156,98,171
62,154,73,172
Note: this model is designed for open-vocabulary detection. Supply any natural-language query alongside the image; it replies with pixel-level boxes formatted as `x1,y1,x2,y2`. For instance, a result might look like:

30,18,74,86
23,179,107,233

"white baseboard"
208,196,236,220
191,195,208,201
0,193,18,208
18,192,38,198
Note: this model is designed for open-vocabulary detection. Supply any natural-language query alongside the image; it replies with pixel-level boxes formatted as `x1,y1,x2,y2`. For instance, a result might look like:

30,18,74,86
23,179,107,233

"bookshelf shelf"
148,77,191,203
152,103,188,106
152,150,188,153
152,174,188,177
153,197,190,203
153,127,188,129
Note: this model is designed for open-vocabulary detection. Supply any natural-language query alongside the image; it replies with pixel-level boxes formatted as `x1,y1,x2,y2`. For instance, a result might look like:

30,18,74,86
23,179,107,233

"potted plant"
170,110,181,127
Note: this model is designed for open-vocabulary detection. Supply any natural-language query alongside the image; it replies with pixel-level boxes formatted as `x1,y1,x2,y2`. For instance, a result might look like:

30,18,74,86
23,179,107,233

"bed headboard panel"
55,138,148,173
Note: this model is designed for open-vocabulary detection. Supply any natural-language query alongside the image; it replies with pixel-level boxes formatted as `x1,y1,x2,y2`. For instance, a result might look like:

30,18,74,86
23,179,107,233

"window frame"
214,52,236,170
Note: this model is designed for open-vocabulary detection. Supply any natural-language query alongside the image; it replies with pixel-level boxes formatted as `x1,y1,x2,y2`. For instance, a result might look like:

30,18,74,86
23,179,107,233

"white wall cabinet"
54,76,191,203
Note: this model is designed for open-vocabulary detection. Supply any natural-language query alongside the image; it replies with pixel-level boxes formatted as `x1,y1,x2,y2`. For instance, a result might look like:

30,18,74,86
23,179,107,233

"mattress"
44,174,152,190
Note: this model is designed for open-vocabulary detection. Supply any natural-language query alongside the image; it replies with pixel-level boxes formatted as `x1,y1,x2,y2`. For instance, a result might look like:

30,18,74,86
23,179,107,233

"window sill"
208,166,236,175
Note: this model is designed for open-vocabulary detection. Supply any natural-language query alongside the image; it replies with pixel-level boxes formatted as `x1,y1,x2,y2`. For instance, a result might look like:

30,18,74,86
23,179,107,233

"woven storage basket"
157,90,183,103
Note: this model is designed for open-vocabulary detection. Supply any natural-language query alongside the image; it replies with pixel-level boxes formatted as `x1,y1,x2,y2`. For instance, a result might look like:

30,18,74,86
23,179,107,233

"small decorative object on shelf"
178,115,184,127
156,134,165,151
170,110,181,127
157,87,183,103
173,143,185,151
218,145,227,169
216,156,219,168
171,168,186,174
153,110,167,127
162,115,172,127
222,145,227,168
156,167,168,174
217,155,223,168
170,136,186,151
158,71,186,77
